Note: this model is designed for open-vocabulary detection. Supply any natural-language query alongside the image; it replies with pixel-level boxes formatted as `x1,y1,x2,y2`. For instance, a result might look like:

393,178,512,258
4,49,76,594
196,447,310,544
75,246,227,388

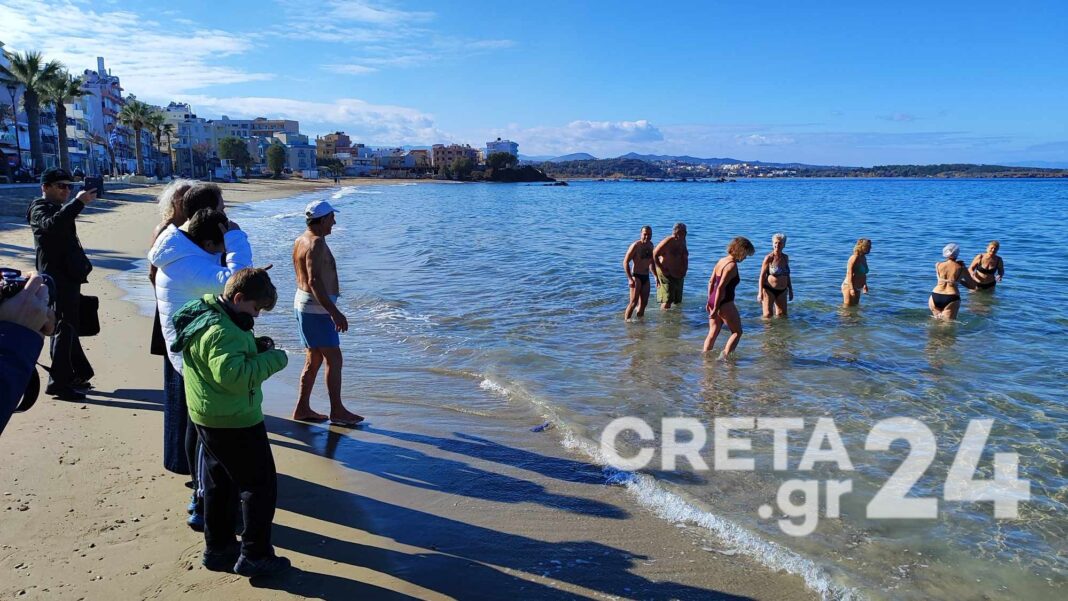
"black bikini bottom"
763,282,788,300
634,273,650,285
931,292,961,311
977,280,996,290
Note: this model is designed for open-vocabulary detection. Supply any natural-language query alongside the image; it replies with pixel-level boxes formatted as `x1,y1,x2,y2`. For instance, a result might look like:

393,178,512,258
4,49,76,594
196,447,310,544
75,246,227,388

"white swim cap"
942,243,960,259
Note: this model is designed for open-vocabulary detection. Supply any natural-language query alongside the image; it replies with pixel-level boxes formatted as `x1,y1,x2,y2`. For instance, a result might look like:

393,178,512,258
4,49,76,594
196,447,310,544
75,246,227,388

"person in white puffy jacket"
150,211,252,373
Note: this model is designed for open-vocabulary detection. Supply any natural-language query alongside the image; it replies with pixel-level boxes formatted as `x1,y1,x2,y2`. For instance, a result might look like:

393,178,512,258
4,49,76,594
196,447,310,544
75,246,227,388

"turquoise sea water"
129,179,1067,599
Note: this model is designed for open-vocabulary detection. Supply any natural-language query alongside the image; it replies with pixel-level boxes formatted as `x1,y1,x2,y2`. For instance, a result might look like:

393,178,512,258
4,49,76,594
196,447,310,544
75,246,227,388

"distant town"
2,45,1064,184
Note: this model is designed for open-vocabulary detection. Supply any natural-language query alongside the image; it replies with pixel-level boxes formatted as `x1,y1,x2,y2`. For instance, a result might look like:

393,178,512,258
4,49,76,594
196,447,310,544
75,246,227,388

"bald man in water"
653,222,689,309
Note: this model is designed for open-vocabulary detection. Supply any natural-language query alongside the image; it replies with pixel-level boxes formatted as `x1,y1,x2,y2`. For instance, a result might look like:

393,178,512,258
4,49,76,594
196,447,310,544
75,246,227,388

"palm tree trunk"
55,101,70,171
24,90,43,172
133,126,144,175
165,132,174,174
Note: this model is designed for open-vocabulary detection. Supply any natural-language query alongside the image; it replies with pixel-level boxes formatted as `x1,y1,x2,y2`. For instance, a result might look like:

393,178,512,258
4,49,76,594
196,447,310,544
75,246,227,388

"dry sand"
0,179,817,600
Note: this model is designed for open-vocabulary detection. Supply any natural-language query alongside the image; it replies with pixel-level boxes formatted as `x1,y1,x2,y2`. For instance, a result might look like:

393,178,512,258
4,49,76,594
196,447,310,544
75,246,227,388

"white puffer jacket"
148,224,253,372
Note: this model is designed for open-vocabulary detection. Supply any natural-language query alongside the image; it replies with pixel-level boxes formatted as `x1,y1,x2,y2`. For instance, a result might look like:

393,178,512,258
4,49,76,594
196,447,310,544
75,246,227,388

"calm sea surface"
125,179,1067,599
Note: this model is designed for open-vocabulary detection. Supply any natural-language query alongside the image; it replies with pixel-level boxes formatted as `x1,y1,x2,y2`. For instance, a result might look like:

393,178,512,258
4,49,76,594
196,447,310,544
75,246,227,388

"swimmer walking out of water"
841,238,871,307
623,226,654,320
291,200,364,426
704,237,755,358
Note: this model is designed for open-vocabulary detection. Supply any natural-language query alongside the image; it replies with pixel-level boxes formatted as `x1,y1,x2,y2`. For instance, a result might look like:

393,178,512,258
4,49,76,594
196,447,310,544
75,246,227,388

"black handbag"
79,294,100,337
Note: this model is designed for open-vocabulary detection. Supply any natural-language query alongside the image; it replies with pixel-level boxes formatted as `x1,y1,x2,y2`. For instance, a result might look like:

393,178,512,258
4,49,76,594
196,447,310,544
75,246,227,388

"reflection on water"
219,179,1066,600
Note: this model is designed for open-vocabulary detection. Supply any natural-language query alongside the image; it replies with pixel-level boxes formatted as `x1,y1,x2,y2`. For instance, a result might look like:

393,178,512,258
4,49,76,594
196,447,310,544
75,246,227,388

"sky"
1,0,1066,166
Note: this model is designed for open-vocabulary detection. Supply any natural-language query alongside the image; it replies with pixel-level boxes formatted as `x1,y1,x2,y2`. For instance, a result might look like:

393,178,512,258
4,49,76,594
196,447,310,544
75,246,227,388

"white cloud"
322,64,380,75
176,94,448,145
737,134,796,146
276,0,515,72
0,0,272,99
326,0,434,24
496,120,665,155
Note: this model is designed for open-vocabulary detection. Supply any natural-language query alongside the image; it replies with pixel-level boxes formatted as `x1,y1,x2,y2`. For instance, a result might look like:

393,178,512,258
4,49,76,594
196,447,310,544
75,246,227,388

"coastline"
0,180,817,600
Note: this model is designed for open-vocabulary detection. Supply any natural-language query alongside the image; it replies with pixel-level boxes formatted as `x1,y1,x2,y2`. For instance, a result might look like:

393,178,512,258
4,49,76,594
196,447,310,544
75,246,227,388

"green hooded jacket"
171,294,288,428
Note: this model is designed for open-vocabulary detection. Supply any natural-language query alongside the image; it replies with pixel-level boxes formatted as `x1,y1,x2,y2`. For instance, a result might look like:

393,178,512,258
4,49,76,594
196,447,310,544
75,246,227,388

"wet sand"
0,178,816,600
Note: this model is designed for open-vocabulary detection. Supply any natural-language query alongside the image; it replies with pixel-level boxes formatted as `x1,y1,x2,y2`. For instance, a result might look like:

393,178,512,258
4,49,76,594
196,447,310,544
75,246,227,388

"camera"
0,268,54,309
1,267,55,414
0,268,30,303
255,336,275,353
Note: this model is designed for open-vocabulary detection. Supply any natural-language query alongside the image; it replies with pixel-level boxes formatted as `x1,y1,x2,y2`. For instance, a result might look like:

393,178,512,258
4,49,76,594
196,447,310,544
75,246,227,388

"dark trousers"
162,357,191,475
48,277,92,388
195,421,277,559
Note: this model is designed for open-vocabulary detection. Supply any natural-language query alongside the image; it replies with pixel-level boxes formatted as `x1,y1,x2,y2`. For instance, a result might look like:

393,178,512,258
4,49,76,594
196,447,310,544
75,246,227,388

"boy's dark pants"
195,421,276,559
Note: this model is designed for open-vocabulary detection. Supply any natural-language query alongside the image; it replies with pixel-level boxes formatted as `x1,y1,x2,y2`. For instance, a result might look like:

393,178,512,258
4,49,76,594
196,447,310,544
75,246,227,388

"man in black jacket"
26,168,98,400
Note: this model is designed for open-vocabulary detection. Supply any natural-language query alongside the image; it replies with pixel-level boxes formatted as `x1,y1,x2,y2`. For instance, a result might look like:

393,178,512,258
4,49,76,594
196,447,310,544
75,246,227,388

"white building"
485,137,518,158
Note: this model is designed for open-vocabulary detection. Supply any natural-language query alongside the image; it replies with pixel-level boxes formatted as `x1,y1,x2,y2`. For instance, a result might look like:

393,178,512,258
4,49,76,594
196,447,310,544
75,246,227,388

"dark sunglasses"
51,182,73,189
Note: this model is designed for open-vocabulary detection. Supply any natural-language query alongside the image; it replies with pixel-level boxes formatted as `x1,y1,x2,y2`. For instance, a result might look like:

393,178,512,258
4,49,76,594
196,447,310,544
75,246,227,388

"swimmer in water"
704,236,755,358
623,226,655,320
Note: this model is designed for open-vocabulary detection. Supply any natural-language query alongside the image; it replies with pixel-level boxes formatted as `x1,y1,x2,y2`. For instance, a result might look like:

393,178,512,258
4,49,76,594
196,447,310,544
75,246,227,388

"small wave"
474,372,860,601
363,301,434,324
331,186,382,199
271,211,306,220
479,378,510,396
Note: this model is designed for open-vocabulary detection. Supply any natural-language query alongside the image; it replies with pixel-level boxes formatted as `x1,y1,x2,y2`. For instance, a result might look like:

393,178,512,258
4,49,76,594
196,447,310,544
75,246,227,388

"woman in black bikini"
757,232,793,318
704,236,755,357
968,240,1004,291
623,226,655,320
930,243,967,320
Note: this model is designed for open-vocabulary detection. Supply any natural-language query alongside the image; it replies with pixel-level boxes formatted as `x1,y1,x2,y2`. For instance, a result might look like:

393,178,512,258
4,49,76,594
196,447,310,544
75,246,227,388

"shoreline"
0,180,817,600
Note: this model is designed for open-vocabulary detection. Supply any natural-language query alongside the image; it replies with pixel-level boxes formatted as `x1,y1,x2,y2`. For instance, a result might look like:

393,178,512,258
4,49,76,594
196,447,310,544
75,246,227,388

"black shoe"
202,545,240,572
70,378,93,391
46,385,86,401
234,554,291,578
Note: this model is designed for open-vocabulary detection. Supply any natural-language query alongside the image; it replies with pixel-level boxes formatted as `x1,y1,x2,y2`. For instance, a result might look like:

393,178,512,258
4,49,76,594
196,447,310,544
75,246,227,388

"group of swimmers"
623,224,1006,359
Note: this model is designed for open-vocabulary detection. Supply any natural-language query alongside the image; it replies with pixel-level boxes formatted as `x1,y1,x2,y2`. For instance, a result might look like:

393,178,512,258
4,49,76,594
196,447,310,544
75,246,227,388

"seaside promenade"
0,179,814,600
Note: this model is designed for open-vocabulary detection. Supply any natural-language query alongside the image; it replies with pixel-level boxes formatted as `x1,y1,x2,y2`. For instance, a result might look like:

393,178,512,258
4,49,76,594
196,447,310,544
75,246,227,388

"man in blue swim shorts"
290,200,363,426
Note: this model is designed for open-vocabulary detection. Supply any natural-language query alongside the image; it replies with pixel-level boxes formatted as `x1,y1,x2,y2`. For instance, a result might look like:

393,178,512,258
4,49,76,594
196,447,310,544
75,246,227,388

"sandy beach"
0,178,815,601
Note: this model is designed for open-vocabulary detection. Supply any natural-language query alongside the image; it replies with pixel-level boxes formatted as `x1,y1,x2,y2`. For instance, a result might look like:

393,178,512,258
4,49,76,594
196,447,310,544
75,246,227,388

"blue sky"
2,0,1066,166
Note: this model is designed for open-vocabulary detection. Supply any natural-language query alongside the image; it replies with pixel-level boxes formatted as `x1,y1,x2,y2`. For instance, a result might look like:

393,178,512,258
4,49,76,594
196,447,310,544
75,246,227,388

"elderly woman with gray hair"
757,232,793,317
148,178,197,476
929,243,969,320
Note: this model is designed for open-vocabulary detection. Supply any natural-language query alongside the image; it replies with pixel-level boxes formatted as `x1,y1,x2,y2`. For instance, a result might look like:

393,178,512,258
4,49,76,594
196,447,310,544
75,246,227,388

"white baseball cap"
305,200,340,219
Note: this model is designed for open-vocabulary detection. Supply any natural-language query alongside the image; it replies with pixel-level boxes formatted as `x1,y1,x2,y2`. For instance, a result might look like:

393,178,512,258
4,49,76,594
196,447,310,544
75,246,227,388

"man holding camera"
26,168,97,400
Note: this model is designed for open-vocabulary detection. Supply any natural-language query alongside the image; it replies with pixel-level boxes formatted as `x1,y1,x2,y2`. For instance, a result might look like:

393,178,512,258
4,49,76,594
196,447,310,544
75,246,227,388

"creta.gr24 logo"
600,417,1030,536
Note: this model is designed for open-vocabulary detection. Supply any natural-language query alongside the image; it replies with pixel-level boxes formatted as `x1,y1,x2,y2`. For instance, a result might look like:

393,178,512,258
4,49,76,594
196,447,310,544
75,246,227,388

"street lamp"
5,82,22,173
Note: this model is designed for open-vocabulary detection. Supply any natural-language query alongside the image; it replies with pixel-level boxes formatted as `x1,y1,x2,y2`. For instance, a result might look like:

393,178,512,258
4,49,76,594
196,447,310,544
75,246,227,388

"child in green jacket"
171,268,290,576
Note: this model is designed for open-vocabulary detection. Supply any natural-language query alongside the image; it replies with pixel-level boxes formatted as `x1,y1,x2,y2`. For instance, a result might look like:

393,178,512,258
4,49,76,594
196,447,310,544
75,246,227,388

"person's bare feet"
329,409,365,427
293,409,329,422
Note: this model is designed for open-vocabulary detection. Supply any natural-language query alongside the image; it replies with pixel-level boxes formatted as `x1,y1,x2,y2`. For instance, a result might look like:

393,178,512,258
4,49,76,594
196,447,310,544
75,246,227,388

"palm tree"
161,122,175,175
88,132,115,176
117,99,153,175
41,71,85,172
0,50,63,172
145,110,165,176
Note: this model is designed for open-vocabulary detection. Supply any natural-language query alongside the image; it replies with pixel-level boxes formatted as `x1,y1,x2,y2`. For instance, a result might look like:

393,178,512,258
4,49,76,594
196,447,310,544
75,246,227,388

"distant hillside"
548,152,598,162
615,152,832,169
539,158,667,178
518,154,556,163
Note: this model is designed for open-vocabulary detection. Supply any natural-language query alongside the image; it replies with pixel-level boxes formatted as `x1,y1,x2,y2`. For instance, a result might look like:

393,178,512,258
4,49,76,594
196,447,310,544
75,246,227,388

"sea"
116,178,1067,600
